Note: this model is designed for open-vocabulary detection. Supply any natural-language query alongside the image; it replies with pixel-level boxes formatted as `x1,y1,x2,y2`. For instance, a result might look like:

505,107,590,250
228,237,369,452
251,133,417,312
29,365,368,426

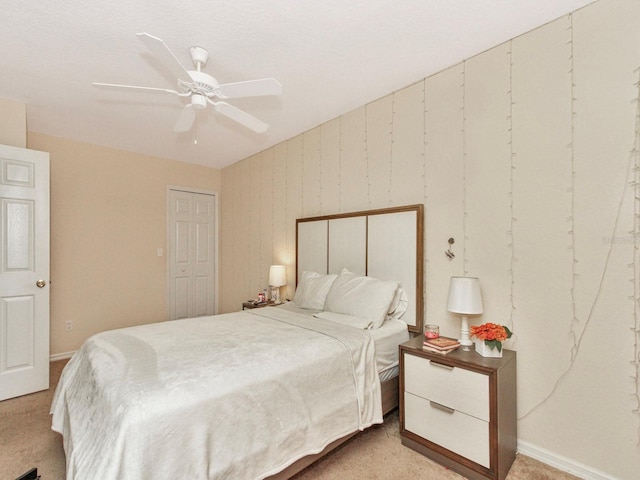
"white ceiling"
2,0,597,170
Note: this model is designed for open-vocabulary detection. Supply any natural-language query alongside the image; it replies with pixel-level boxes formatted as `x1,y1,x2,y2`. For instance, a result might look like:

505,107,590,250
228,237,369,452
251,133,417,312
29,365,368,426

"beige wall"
220,0,640,478
26,132,220,355
0,98,26,148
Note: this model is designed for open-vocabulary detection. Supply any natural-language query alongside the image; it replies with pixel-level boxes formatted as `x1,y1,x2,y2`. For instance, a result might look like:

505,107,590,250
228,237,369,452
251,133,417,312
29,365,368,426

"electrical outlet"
65,320,72,331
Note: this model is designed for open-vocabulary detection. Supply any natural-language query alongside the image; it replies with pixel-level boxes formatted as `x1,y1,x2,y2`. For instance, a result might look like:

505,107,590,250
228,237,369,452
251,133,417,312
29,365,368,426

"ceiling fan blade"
213,102,269,133
216,78,282,99
173,105,196,133
136,32,191,83
93,82,181,95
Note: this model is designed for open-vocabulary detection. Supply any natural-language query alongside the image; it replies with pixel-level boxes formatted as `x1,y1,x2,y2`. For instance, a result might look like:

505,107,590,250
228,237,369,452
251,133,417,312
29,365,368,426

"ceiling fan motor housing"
187,70,218,95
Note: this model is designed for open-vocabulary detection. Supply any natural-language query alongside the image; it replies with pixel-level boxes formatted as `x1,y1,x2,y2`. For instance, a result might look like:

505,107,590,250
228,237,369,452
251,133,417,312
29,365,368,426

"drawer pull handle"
430,401,455,414
429,360,454,370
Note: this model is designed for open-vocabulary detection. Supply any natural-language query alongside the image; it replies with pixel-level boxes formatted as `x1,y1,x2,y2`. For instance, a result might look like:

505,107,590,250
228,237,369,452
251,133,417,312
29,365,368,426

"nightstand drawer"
405,391,490,467
404,353,489,421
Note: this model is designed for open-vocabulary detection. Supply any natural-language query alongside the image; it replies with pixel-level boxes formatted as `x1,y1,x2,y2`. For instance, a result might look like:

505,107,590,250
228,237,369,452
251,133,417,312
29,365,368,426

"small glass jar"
424,324,440,339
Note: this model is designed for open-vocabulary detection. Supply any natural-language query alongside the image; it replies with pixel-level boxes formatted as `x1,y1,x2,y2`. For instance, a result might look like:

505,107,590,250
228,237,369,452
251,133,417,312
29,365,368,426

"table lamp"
447,276,483,351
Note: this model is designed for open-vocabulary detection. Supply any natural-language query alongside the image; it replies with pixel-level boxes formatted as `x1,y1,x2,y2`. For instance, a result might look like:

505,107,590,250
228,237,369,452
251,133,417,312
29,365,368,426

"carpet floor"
0,360,582,480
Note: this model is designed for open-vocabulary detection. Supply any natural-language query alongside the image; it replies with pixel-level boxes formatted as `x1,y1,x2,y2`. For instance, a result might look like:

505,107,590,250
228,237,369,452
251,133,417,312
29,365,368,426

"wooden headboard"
296,204,424,334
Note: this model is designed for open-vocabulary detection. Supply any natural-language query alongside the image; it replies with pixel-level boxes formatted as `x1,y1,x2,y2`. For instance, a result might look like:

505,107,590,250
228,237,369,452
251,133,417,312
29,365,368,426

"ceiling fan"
94,33,282,133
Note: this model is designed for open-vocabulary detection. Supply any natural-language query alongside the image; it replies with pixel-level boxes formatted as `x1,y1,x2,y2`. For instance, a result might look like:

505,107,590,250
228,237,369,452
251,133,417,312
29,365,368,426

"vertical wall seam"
389,92,395,207
632,65,640,445
422,79,427,206
271,149,276,262
365,104,372,209
568,13,580,360
258,155,263,282
338,116,343,213
302,134,307,217
318,128,323,215
284,141,289,277
462,61,468,275
508,40,516,334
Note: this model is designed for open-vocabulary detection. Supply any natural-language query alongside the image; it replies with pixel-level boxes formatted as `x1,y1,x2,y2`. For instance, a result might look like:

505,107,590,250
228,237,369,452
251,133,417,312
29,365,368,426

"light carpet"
0,360,581,480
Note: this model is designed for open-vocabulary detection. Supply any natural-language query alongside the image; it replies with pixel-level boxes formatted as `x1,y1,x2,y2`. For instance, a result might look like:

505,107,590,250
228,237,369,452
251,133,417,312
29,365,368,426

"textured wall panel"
509,17,574,422
302,128,321,218
319,119,341,215
389,82,425,207
365,95,393,208
424,67,465,332
340,106,368,213
464,44,512,322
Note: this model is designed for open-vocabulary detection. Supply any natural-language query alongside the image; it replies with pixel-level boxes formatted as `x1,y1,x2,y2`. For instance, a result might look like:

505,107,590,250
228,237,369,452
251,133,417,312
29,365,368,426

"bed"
50,204,424,480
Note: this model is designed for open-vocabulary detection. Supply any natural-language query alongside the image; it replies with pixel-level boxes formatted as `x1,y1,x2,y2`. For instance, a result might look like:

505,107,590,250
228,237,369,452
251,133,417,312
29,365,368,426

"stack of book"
422,336,460,354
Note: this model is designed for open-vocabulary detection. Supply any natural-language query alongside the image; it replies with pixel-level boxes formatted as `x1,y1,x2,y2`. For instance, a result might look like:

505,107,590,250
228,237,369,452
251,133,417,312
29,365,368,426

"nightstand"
242,301,274,310
399,335,517,480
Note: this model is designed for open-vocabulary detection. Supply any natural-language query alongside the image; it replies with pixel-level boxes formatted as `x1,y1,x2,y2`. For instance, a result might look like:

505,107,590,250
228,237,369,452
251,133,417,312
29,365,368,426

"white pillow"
387,287,409,321
292,271,338,310
324,270,398,329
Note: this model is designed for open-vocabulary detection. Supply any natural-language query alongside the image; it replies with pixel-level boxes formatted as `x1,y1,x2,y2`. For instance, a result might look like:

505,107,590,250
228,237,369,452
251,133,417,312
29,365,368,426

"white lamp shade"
269,265,287,287
447,276,483,315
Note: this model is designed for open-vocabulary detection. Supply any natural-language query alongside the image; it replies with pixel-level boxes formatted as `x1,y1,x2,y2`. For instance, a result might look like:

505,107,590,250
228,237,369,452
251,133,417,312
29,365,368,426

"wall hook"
445,238,455,260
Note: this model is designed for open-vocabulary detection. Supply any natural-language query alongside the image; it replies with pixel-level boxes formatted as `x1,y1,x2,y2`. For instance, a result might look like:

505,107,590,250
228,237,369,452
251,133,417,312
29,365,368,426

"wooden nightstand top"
242,300,282,310
401,335,516,374
242,301,275,310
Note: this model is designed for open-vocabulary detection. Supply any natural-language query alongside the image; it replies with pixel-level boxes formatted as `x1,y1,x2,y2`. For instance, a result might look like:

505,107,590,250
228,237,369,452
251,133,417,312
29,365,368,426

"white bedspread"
50,307,382,480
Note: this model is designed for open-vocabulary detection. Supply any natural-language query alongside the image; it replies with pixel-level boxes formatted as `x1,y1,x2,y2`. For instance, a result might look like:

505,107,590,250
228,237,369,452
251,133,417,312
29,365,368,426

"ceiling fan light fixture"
191,94,207,110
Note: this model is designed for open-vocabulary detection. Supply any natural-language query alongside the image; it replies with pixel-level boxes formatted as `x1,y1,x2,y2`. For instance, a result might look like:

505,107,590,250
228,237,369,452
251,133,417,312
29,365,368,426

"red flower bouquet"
470,323,513,352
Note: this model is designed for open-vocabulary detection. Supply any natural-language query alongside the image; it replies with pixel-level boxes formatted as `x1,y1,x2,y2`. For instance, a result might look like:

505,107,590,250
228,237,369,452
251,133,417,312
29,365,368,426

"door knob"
36,279,47,288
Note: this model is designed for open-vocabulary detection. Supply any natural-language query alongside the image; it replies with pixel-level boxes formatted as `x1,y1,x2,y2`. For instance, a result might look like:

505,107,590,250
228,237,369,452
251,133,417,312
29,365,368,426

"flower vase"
474,339,502,358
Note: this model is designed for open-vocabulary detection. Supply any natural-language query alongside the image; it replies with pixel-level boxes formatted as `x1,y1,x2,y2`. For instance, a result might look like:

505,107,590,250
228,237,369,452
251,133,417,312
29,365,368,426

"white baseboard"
50,351,75,362
518,440,620,480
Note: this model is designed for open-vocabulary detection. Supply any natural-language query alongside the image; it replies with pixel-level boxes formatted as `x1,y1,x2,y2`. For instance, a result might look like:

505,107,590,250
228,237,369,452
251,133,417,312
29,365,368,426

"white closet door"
168,189,216,320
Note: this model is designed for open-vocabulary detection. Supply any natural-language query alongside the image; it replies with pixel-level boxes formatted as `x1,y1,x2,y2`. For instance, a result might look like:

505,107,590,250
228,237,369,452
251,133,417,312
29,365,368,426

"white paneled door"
168,189,216,320
0,144,50,401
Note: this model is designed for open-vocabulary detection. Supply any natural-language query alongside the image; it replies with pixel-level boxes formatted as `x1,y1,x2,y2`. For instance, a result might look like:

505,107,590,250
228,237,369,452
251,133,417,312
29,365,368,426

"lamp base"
269,286,282,304
458,315,473,351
